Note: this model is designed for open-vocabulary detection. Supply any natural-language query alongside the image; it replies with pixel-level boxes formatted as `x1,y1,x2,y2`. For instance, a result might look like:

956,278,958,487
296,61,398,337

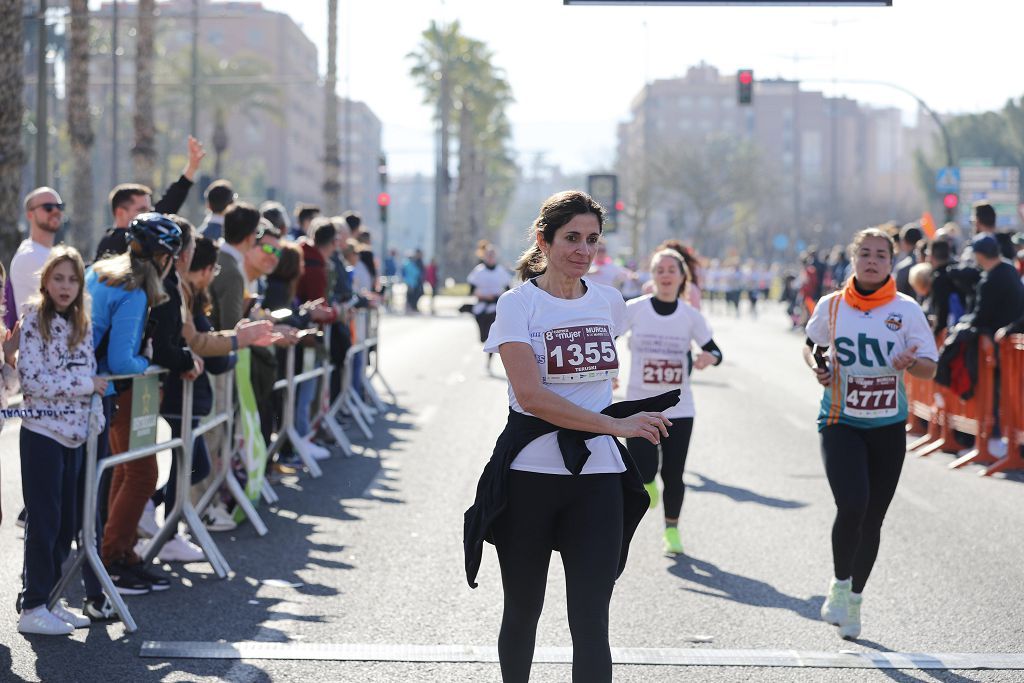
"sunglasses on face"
32,202,65,213
260,244,281,258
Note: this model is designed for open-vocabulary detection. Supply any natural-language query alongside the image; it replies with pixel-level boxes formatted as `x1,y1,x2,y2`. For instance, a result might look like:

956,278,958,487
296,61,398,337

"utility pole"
34,0,48,188
189,0,200,218
111,0,119,188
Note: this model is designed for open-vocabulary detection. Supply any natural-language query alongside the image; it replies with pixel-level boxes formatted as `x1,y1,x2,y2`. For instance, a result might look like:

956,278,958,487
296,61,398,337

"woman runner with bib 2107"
621,248,722,555
804,227,937,640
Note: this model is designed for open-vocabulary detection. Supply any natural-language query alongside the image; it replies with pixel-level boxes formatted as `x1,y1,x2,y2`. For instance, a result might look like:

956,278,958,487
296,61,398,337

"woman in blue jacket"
86,213,182,598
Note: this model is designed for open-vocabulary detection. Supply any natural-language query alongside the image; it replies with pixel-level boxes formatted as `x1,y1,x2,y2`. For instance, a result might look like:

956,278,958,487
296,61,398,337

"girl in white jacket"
16,246,108,636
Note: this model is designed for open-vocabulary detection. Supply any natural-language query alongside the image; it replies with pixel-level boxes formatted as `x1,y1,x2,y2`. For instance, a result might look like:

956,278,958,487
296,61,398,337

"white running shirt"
621,295,713,419
484,278,627,475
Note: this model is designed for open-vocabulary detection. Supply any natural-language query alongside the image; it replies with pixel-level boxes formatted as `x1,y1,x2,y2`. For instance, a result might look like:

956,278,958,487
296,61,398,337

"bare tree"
132,0,157,186
0,0,25,259
67,0,94,254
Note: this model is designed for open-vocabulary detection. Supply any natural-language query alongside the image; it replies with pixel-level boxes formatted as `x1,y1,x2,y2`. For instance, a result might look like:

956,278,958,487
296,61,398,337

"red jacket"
297,240,328,304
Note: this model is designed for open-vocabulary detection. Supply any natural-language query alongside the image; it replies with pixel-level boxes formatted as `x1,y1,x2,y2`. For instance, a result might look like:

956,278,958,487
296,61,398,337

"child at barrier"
16,247,108,635
0,263,22,527
88,213,182,596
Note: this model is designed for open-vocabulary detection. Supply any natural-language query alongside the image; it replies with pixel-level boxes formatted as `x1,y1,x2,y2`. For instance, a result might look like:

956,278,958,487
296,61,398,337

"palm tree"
409,23,515,280
0,0,25,259
408,21,463,277
132,0,157,187
156,48,282,179
322,0,341,213
67,0,94,255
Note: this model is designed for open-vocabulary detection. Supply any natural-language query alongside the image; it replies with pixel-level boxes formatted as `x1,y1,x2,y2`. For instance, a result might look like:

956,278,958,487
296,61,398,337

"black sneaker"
107,562,151,595
128,563,170,592
83,595,121,623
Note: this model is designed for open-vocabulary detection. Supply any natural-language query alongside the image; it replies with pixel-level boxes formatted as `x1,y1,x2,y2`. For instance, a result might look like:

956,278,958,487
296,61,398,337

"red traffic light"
942,193,958,210
377,192,391,208
738,69,753,85
614,200,625,212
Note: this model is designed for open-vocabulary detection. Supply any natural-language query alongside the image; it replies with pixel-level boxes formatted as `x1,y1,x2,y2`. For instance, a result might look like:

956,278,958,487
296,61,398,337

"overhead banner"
566,1,890,5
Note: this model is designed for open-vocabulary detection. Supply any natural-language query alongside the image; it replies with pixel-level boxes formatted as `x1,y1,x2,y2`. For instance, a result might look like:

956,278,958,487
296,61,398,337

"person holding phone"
804,227,937,640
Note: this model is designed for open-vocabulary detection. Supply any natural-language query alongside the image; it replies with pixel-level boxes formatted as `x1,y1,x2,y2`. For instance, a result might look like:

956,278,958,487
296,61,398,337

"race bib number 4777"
543,325,618,384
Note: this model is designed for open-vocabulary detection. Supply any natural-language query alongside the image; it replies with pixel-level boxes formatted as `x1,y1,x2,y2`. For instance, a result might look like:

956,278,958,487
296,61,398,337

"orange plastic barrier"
907,336,998,470
987,335,1024,476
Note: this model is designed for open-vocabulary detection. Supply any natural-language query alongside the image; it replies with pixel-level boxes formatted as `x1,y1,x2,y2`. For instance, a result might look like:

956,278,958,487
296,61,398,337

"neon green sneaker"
663,527,684,555
643,481,659,510
840,593,862,640
820,577,850,626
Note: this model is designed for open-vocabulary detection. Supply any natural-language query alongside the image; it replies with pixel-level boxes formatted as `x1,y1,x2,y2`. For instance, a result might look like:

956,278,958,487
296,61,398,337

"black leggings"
491,470,623,683
820,422,906,594
627,419,694,520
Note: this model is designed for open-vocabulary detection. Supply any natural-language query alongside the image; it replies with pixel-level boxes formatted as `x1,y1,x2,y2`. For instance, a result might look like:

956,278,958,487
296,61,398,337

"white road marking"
142,642,1024,670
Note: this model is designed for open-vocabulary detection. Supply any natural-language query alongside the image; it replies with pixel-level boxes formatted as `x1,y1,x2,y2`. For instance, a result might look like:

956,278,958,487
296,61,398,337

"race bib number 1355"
544,325,618,384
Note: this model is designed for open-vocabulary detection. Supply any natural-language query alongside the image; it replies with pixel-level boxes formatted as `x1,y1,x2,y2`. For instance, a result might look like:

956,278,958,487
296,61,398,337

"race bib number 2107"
543,325,618,384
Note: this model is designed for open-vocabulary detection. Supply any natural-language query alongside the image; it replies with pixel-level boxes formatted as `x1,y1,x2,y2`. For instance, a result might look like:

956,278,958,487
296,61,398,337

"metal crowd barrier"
45,306,396,632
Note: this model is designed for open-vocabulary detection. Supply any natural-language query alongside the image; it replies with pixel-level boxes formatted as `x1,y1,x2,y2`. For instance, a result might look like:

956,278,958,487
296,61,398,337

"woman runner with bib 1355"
622,249,722,555
464,191,679,683
804,227,937,640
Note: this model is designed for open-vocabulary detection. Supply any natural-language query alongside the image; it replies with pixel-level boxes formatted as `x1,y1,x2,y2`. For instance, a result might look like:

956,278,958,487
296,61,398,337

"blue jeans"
20,428,80,611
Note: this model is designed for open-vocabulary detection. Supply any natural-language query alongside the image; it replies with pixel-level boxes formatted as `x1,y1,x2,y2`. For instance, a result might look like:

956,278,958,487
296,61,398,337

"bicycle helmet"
127,212,183,259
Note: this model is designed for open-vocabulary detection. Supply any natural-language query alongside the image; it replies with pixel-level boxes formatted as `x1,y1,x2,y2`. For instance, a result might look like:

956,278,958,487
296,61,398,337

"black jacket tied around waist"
463,389,681,588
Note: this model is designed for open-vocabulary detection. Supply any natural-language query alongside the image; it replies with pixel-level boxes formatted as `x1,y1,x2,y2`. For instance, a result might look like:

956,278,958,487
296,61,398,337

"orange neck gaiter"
842,276,896,313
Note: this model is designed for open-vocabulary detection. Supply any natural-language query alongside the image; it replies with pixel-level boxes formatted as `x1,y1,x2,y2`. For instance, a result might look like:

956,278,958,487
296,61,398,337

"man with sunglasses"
9,188,65,324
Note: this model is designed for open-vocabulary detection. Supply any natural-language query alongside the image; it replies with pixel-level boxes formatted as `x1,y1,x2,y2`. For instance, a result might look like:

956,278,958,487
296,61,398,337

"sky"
245,0,1019,176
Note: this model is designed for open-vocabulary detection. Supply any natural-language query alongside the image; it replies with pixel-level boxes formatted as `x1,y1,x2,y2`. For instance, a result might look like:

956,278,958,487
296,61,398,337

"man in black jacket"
965,234,1024,335
94,136,206,261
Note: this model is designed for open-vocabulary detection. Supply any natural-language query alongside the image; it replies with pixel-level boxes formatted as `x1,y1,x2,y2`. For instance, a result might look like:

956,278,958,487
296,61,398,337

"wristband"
231,335,239,352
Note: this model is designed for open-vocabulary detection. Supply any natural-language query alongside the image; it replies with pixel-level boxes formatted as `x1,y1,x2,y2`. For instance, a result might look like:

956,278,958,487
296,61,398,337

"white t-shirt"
621,295,713,419
467,263,511,315
806,290,938,430
9,239,52,318
484,278,627,475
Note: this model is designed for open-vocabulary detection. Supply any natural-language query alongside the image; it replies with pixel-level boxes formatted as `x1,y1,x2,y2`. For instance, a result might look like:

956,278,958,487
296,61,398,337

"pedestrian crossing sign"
935,167,960,194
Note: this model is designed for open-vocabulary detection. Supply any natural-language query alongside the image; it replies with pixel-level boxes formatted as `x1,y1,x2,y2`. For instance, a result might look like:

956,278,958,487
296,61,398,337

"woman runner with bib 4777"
804,227,937,640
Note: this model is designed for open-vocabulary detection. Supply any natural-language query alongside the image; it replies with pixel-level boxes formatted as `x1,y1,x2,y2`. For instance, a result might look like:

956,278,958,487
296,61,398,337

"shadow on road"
854,639,983,683
688,472,808,509
667,554,822,621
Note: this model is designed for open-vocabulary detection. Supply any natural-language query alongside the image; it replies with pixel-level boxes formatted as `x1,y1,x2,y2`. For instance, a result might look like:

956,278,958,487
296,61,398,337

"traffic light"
377,191,390,224
737,69,753,105
942,193,958,221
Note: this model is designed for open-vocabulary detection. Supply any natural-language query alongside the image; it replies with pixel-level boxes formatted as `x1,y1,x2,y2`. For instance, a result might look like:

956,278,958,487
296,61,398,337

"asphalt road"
1,298,1023,682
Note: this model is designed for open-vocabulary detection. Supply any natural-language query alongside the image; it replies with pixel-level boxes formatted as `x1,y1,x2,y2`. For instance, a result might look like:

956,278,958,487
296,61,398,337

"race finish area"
140,642,1024,671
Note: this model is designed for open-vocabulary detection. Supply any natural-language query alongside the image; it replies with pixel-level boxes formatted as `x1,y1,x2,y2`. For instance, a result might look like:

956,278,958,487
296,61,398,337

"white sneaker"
303,438,332,461
18,605,74,635
51,600,91,628
840,593,862,640
820,577,850,626
202,504,237,532
158,534,205,563
137,499,160,539
988,438,1008,458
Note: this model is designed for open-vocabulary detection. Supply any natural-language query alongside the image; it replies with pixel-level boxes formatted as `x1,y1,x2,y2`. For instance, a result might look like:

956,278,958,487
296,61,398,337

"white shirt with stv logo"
806,291,938,431
484,278,627,475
